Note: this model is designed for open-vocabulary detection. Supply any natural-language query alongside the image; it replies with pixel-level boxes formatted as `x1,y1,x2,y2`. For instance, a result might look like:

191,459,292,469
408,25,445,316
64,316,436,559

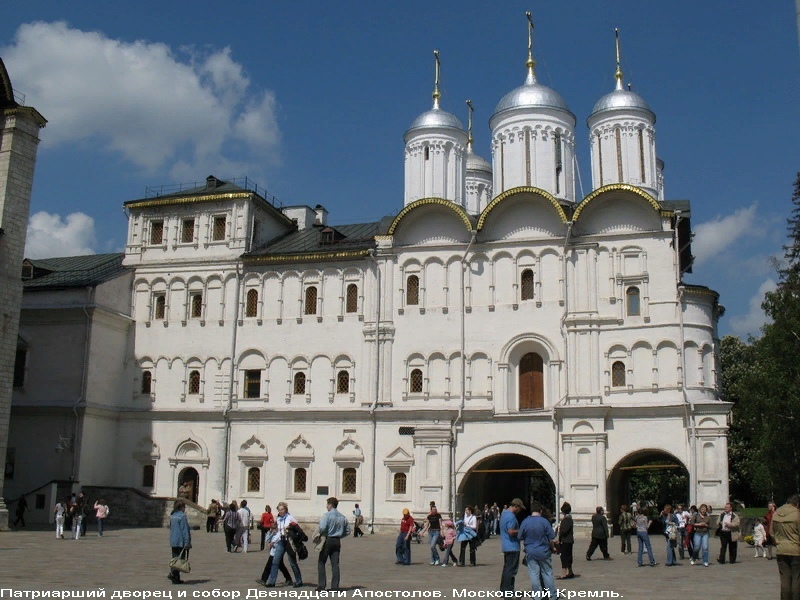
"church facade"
8,34,730,525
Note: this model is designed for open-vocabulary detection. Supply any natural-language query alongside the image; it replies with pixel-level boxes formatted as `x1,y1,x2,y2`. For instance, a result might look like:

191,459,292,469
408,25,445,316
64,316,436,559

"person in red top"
765,502,777,560
260,505,276,551
396,509,416,565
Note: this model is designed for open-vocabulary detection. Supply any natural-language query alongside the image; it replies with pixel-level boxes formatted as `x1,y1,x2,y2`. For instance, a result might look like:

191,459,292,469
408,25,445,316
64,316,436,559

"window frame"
188,370,201,395
141,371,153,395
245,289,259,318
153,294,166,320
212,215,227,242
611,361,626,387
345,283,358,314
190,292,203,319
181,218,195,244
304,285,318,315
293,372,307,395
406,275,420,306
409,368,424,394
244,369,262,399
150,220,164,245
626,286,641,317
520,268,534,301
247,467,261,493
141,464,155,488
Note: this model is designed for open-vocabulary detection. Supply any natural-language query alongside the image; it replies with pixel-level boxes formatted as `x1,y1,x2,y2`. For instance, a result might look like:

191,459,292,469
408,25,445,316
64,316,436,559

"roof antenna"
432,50,441,109
525,11,537,84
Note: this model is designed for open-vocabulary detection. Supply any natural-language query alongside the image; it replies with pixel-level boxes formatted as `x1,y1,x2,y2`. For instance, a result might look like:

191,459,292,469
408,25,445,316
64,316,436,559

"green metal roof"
23,253,128,289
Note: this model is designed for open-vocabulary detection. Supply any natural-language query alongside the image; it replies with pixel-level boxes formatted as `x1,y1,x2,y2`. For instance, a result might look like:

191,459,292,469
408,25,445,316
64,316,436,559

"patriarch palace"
1,23,730,526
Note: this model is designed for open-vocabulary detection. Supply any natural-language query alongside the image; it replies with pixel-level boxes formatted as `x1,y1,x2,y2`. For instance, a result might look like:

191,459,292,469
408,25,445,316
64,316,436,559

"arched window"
141,371,152,394
293,372,306,395
190,293,203,318
612,361,626,387
406,275,419,306
247,467,261,492
393,472,407,495
520,269,534,301
305,286,318,315
424,146,430,161
294,467,307,493
410,368,423,394
246,289,258,318
626,286,640,316
342,468,357,494
346,284,358,313
519,352,544,410
188,370,200,394
142,465,155,487
154,295,166,320
336,370,350,394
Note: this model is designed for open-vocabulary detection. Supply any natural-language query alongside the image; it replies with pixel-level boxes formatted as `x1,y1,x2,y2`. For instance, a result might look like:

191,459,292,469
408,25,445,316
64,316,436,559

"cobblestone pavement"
0,527,779,600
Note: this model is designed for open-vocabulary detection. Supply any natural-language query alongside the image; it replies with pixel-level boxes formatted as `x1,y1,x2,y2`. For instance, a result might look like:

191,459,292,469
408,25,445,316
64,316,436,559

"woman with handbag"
457,506,479,567
168,500,191,584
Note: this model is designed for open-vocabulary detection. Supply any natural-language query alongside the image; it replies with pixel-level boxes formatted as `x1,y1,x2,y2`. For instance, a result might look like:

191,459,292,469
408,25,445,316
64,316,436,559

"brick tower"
0,58,46,530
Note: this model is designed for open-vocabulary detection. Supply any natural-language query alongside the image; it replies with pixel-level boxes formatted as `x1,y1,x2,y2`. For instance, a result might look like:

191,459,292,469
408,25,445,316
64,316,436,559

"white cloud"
25,211,97,259
729,278,777,338
692,204,760,266
2,22,280,176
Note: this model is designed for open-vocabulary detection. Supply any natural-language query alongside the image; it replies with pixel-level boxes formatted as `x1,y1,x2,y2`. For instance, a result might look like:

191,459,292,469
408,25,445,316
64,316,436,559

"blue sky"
2,1,799,338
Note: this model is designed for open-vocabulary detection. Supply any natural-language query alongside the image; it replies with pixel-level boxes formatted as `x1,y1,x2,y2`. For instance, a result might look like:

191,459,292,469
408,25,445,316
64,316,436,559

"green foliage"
628,467,688,507
723,172,800,505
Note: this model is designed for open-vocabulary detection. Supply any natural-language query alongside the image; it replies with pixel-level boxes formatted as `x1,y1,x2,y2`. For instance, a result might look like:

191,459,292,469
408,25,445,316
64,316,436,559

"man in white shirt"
238,500,252,553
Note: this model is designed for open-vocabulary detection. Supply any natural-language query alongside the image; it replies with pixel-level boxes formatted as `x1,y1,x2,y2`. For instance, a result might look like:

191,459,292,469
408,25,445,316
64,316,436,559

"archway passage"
607,450,689,534
459,453,555,516
178,467,199,504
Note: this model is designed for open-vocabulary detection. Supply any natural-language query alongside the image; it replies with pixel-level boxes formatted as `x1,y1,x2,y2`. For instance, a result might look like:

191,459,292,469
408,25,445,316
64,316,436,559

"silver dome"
405,108,464,136
466,151,492,173
590,89,655,122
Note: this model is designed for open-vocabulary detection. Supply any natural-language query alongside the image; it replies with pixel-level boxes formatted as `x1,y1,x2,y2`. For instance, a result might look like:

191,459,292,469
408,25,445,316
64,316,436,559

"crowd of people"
49,492,109,539
162,492,800,598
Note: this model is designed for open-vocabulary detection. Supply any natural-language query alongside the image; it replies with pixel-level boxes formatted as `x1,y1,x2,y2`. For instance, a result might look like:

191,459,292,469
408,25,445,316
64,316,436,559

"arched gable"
388,198,474,246
573,184,662,235
477,187,569,235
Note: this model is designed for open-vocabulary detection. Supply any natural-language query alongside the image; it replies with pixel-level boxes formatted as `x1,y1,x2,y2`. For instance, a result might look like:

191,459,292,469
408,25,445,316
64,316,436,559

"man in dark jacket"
586,506,612,560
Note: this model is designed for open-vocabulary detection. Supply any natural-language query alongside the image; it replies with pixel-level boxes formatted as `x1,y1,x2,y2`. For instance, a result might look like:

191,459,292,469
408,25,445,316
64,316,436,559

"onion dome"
589,30,654,122
404,50,465,141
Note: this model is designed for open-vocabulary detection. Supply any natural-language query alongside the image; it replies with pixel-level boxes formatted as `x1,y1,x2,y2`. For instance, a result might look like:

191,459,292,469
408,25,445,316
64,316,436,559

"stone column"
0,63,46,529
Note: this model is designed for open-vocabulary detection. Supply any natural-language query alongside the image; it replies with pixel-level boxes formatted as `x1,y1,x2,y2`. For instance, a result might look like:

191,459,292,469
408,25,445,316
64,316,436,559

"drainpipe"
674,212,697,504
222,262,243,501
553,222,573,511
72,286,95,485
451,231,477,515
368,249,381,532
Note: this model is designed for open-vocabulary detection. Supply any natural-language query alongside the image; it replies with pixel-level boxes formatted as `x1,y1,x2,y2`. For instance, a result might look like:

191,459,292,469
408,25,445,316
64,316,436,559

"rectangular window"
153,294,166,320
142,464,155,487
212,216,227,241
35,494,46,510
190,293,202,318
4,448,15,480
244,369,261,398
13,348,26,388
181,219,195,243
150,220,164,245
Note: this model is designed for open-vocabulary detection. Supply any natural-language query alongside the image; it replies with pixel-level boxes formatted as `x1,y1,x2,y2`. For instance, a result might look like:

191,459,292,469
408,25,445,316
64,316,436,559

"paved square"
0,527,780,599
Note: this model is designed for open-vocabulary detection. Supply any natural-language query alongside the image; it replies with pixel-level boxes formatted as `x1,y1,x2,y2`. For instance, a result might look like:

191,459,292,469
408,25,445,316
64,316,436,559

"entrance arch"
458,449,556,515
607,449,689,531
178,467,199,504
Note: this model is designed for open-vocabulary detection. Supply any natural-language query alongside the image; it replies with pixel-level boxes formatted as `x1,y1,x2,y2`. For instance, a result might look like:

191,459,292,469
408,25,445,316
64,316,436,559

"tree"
724,173,800,505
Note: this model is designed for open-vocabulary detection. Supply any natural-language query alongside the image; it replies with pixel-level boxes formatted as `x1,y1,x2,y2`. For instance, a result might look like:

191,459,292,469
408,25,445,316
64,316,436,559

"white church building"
6,31,730,525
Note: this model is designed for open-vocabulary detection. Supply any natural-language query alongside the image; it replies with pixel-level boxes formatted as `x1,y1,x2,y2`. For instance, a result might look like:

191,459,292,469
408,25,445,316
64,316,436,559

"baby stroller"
411,520,424,544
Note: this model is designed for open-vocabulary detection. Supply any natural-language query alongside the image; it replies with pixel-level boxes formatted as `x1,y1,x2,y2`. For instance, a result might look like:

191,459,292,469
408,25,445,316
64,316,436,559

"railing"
144,176,281,208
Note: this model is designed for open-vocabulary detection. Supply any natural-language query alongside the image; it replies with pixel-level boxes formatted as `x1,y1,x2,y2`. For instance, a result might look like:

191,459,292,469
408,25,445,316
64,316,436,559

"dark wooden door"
519,352,544,410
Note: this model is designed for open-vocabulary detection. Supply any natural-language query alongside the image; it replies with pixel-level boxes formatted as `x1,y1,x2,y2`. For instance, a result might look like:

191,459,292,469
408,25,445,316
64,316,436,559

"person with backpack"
660,504,680,566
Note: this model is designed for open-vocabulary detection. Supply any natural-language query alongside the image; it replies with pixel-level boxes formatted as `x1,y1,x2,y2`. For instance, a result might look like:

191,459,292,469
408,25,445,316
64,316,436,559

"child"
257,525,293,586
440,520,458,566
753,518,767,558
